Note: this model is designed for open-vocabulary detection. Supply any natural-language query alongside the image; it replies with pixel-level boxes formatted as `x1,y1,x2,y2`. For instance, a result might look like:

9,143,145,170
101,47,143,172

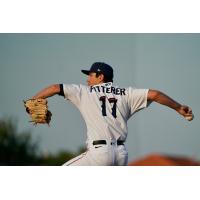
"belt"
92,140,124,146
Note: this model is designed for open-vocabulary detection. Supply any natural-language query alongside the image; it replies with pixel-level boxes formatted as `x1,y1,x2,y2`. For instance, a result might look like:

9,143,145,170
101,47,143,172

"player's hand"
177,105,194,121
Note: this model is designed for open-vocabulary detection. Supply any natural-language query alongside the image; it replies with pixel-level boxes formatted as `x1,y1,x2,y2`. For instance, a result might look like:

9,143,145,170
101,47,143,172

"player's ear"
99,74,104,82
96,73,104,82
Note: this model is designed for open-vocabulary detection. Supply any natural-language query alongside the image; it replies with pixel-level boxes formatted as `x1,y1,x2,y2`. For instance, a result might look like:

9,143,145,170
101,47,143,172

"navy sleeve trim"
58,84,64,97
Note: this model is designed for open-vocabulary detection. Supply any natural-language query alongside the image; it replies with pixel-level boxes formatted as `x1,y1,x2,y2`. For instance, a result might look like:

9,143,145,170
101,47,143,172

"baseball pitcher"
24,62,194,166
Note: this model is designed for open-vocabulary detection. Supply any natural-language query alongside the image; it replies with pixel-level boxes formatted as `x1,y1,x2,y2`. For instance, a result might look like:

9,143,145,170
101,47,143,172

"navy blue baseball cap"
81,62,114,79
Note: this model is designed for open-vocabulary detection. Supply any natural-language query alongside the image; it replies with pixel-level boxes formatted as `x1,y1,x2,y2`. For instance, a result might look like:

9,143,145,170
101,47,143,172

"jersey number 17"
99,96,117,118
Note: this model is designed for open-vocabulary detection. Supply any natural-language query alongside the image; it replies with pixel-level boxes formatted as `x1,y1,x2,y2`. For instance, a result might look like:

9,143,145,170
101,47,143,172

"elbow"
51,84,60,94
147,89,161,101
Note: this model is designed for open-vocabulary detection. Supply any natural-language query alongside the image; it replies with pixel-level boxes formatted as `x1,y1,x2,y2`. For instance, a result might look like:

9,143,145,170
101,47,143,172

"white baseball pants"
62,141,128,166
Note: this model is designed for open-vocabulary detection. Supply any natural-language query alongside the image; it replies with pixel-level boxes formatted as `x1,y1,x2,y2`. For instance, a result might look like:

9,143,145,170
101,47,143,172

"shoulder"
63,83,87,88
126,86,149,92
126,87,149,98
123,86,136,95
63,83,89,92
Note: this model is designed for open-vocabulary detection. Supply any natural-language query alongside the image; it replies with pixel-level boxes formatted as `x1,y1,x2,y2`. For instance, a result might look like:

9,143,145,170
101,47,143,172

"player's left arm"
32,84,62,99
147,89,194,121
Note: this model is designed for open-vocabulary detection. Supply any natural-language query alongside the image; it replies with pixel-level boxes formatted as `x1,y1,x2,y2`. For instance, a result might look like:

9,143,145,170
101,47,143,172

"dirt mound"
129,153,200,166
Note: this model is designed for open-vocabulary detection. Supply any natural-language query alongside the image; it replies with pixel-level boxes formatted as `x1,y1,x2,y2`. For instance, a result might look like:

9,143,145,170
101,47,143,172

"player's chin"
87,82,93,86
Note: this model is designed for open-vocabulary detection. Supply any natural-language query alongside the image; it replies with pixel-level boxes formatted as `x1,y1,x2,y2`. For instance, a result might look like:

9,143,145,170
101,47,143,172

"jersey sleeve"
127,87,149,116
62,84,82,107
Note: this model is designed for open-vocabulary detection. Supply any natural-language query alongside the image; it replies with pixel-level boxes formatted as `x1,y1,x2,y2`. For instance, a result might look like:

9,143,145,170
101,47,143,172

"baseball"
185,114,194,121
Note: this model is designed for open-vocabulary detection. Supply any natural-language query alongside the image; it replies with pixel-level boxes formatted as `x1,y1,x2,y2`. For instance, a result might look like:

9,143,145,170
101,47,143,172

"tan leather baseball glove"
24,99,52,125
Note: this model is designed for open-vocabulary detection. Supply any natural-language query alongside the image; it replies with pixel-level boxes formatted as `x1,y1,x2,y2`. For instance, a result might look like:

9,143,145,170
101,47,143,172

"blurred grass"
0,117,86,166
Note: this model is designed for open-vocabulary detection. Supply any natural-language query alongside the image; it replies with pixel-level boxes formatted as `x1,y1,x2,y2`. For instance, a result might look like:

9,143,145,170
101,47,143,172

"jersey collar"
92,82,113,87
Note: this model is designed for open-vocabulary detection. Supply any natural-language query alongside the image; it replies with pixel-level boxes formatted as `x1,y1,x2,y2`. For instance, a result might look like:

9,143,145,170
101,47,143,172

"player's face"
87,73,104,86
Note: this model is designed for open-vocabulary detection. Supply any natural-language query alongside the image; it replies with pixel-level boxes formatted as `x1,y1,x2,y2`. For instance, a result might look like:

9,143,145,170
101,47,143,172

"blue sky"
0,33,199,162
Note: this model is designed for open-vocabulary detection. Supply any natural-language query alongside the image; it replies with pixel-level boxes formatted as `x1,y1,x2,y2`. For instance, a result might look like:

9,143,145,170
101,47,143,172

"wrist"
174,104,182,112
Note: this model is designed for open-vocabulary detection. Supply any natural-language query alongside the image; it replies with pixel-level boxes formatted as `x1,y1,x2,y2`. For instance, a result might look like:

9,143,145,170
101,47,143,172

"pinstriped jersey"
63,82,149,143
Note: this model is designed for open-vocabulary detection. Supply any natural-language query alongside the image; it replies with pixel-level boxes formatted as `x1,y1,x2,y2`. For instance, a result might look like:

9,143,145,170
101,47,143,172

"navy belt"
92,140,124,146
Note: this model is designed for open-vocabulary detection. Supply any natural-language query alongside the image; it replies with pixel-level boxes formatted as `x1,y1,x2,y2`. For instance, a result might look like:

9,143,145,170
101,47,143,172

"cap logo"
105,83,111,87
97,69,101,72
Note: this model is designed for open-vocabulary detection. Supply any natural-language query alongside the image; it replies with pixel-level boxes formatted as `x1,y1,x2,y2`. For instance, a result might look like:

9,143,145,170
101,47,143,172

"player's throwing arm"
147,90,194,121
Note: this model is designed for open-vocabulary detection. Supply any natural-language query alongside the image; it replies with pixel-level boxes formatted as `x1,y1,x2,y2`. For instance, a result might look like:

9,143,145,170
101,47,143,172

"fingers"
188,107,192,114
182,105,193,114
183,109,194,121
180,105,194,121
184,113,194,121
